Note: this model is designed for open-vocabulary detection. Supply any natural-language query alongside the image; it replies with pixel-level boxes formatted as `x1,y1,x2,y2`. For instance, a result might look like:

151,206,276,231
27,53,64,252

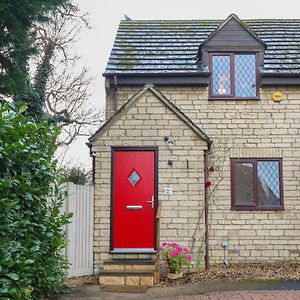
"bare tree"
31,3,103,146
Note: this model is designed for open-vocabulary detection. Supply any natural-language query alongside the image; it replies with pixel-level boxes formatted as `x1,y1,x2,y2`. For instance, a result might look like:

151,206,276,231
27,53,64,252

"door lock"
146,196,154,208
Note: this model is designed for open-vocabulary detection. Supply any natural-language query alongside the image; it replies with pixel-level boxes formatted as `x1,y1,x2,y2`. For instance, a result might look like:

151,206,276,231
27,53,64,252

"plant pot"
167,271,183,280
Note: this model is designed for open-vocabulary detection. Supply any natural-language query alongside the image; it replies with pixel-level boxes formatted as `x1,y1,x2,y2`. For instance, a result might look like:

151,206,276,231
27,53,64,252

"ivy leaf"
18,104,28,114
51,236,61,247
30,245,40,252
6,273,19,281
24,259,34,265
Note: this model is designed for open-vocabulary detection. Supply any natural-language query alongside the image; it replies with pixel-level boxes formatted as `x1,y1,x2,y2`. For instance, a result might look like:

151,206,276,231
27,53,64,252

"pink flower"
183,248,189,254
171,251,179,257
160,242,192,272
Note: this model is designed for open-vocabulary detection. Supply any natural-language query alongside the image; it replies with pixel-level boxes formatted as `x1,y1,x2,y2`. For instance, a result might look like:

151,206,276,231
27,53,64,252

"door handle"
146,196,154,208
126,205,143,210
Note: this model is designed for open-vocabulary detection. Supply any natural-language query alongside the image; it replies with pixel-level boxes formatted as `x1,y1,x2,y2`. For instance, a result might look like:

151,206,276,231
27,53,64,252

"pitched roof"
89,85,210,142
105,16,300,75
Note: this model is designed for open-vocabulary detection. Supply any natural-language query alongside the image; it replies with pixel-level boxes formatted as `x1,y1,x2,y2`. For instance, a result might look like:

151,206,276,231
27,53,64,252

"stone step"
103,259,156,272
99,271,154,287
105,258,156,264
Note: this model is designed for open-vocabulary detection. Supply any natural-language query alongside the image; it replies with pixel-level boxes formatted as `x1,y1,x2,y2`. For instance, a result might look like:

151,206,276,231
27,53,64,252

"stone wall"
92,90,208,272
104,85,300,265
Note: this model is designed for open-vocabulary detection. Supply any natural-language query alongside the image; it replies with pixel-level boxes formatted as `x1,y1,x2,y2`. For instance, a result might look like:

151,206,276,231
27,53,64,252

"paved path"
175,291,300,300
59,290,300,299
59,279,300,299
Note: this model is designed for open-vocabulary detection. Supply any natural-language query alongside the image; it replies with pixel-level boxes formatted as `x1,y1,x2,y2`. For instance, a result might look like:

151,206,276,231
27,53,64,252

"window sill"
231,205,284,211
209,96,260,101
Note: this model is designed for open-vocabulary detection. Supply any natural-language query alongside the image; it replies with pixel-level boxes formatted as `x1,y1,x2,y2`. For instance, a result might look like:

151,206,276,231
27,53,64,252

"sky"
64,0,300,170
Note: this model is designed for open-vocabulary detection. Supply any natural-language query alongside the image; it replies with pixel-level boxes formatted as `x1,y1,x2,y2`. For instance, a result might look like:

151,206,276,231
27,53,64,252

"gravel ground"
156,263,300,287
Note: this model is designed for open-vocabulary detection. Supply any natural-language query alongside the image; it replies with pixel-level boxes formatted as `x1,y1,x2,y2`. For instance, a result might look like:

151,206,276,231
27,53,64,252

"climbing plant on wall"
190,140,231,270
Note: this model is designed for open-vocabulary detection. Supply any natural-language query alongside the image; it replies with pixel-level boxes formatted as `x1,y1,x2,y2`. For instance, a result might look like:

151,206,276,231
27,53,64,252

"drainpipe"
86,142,95,184
113,75,118,113
204,139,213,270
91,152,96,184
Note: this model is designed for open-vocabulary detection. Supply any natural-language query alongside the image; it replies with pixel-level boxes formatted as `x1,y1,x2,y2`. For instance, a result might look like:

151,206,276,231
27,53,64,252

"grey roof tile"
105,19,300,74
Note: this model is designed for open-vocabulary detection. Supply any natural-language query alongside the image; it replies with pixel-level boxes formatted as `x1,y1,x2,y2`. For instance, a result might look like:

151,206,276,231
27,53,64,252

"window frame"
209,52,260,100
231,158,284,211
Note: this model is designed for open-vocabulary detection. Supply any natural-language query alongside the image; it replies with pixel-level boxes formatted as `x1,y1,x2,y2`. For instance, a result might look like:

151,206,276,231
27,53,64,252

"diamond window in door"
128,169,142,186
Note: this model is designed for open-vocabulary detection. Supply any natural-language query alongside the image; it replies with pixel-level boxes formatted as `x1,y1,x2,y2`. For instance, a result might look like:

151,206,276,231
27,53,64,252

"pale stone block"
146,107,166,114
125,276,140,286
141,276,154,286
103,264,125,271
132,264,155,271
99,276,125,286
262,250,279,257
124,265,133,271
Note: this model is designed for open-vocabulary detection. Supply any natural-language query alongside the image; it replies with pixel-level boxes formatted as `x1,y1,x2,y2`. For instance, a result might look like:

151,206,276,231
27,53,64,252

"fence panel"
64,182,94,277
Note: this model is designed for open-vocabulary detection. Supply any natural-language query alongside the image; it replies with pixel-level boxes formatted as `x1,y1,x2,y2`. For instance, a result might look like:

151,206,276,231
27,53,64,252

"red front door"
112,149,156,252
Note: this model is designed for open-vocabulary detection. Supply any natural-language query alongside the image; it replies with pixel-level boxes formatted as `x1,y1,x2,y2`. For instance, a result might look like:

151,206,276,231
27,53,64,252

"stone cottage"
88,14,300,286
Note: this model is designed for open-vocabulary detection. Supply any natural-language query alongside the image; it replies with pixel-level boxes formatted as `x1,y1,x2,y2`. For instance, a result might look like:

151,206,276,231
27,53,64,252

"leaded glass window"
235,54,256,97
257,161,280,206
212,55,231,95
210,53,257,99
231,158,283,210
235,162,254,205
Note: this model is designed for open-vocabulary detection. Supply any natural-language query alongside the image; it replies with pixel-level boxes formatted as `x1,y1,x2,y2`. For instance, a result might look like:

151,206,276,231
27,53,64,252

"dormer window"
199,14,266,99
209,53,258,99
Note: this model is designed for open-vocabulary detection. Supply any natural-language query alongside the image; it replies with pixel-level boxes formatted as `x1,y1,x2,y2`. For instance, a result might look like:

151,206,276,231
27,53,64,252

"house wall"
105,85,300,265
92,91,208,272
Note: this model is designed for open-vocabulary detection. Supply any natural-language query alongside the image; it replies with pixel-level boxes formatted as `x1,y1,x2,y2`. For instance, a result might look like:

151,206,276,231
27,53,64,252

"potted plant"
160,242,192,279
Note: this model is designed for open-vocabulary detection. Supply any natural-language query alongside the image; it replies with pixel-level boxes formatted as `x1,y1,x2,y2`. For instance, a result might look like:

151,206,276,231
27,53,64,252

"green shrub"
0,103,72,299
64,167,88,185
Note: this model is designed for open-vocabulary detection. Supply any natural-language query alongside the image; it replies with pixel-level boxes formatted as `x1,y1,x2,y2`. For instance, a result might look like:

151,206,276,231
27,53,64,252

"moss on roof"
105,17,300,74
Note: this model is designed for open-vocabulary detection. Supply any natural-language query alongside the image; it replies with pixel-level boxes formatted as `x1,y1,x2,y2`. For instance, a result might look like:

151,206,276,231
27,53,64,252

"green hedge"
0,103,71,299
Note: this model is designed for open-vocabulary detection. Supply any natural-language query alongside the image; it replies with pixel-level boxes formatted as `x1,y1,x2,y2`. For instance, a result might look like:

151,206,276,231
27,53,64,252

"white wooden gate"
63,182,94,277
